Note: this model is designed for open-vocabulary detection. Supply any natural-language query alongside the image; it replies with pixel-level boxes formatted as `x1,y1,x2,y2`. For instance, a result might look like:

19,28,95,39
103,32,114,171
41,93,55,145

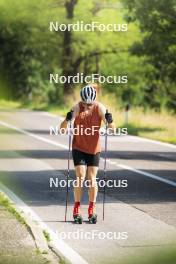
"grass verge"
0,192,27,226
43,230,51,242
115,247,176,264
0,97,175,144
0,99,21,110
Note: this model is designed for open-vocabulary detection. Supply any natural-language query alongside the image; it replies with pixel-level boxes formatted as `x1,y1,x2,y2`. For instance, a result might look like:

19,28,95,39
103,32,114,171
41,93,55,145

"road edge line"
0,181,89,264
42,111,176,149
129,135,176,149
116,163,176,188
0,120,175,187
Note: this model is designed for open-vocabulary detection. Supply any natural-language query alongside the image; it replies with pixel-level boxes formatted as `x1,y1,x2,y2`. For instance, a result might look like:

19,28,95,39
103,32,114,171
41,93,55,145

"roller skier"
60,84,115,224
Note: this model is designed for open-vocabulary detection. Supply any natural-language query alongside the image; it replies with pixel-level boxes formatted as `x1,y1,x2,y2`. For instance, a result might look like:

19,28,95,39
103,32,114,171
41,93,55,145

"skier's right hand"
105,111,113,124
66,110,73,121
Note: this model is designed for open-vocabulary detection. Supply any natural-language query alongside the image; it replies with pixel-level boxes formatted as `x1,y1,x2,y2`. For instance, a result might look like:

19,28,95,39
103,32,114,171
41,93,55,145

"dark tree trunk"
62,0,78,93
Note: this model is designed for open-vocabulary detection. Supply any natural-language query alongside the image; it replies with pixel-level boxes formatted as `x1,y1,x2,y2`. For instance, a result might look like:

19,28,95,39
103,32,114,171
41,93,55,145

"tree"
57,0,127,92
123,0,176,110
62,0,78,92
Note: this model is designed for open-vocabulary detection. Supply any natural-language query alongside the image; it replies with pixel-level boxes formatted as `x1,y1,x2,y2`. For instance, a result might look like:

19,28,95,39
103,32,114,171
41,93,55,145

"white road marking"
42,112,58,118
106,159,117,165
43,112,176,149
0,181,89,264
42,112,64,121
0,120,176,189
117,164,176,188
0,118,176,262
0,120,68,150
158,154,173,158
42,112,176,149
129,135,176,150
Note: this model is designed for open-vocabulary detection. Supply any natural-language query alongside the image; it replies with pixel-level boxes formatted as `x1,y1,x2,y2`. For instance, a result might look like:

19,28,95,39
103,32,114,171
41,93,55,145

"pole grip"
105,109,108,126
69,109,74,125
70,109,74,118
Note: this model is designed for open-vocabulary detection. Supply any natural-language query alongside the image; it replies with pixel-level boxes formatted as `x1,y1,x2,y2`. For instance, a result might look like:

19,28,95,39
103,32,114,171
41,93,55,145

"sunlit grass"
0,97,175,144
101,93,176,144
126,109,176,144
0,99,21,110
46,90,176,145
112,246,176,264
0,192,26,226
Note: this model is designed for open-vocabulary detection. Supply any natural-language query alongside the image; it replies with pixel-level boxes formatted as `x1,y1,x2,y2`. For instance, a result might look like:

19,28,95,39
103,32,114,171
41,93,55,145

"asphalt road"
0,109,176,264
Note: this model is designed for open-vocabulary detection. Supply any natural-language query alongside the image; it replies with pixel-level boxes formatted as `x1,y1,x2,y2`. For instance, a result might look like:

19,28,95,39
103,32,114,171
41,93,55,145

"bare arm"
107,121,115,129
59,103,80,130
60,119,68,130
98,103,116,129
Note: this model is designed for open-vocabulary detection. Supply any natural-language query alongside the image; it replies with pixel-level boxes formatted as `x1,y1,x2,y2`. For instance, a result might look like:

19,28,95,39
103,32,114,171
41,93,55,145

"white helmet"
80,85,97,103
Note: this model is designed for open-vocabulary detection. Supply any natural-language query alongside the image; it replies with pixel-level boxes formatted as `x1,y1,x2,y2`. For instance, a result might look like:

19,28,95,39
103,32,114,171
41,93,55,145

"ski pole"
65,110,73,222
103,109,108,221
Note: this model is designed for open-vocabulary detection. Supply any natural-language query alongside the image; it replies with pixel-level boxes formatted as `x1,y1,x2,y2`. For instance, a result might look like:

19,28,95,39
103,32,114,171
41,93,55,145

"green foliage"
0,0,62,103
0,192,26,226
43,230,51,242
0,0,175,111
123,0,176,111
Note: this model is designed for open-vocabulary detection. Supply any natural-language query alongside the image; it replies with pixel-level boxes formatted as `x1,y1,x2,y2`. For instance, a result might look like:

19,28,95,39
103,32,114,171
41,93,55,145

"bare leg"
74,165,86,202
87,166,98,202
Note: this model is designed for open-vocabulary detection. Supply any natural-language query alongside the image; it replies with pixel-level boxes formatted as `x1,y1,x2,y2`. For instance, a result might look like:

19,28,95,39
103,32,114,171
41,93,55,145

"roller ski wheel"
73,214,83,224
88,214,97,224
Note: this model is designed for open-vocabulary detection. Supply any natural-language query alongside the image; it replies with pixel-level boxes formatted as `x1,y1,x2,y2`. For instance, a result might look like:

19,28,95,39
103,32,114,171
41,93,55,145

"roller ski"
88,202,97,224
73,202,83,224
73,214,83,224
88,214,97,224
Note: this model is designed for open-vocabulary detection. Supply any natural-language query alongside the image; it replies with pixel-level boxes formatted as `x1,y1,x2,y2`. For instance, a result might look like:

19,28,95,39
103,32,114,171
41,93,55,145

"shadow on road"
0,149,176,162
0,168,175,207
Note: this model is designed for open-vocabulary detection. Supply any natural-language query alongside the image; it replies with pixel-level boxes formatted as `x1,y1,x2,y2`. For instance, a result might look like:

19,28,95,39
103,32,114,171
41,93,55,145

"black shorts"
72,149,100,167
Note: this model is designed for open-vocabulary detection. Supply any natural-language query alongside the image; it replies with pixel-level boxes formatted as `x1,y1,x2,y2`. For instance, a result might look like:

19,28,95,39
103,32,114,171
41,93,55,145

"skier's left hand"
105,112,113,124
66,110,74,121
